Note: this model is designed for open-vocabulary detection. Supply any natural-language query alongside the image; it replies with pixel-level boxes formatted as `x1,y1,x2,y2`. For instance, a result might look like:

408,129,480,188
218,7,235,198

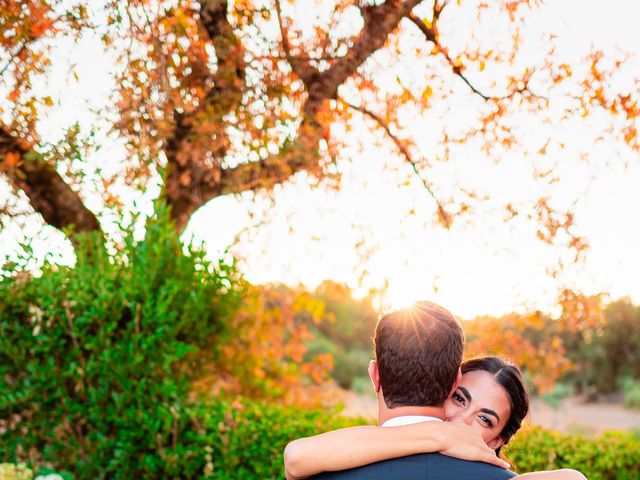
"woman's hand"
431,422,511,469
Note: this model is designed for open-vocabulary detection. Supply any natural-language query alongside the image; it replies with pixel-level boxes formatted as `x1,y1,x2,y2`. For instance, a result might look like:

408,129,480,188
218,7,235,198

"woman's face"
443,370,511,449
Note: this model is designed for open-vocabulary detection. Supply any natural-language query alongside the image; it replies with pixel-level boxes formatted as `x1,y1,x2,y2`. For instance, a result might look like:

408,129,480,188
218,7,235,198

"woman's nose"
448,411,473,425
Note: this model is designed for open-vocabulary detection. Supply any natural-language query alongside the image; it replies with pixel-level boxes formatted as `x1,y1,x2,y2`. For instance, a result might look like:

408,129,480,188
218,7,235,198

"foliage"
463,311,571,393
3,402,640,479
539,296,640,396
330,349,373,391
185,404,639,479
216,279,639,401
577,299,640,394
195,283,336,406
2,0,639,264
504,425,640,480
464,293,640,397
306,281,378,390
539,382,574,410
0,463,33,480
620,378,640,410
0,399,364,479
0,205,242,479
313,282,379,353
285,281,640,398
181,399,366,479
555,290,607,394
203,280,379,404
217,280,382,392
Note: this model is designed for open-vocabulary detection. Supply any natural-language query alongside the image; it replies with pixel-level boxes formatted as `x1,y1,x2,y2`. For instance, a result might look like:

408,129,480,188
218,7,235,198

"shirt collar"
381,415,443,427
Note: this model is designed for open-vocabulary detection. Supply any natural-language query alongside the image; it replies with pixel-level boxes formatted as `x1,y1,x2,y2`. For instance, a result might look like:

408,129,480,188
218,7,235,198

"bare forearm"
284,424,444,479
518,469,587,480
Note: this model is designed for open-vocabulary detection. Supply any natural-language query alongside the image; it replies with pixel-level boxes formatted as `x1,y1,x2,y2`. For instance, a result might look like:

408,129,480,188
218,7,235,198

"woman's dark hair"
461,356,529,452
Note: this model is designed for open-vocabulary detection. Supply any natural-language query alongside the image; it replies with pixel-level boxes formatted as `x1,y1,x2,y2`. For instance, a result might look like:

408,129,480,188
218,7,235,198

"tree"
555,289,606,394
1,0,638,255
463,310,572,393
598,298,640,389
565,297,640,394
196,282,336,406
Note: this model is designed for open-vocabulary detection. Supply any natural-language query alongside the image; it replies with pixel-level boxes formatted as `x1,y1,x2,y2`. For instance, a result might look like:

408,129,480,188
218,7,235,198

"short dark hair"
374,301,465,408
461,356,529,450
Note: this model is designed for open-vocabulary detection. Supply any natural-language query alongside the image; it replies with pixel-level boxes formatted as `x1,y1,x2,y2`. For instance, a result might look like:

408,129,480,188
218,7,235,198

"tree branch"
248,54,345,62
311,0,422,105
343,100,449,225
0,126,101,238
274,0,318,85
432,0,449,23
409,12,545,102
163,0,246,231
198,0,229,41
218,116,322,195
164,0,423,231
0,43,28,78
218,0,424,190
408,13,494,101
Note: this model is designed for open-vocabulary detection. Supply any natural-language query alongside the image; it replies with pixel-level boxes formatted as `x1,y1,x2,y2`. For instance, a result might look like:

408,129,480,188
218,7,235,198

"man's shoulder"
310,453,517,480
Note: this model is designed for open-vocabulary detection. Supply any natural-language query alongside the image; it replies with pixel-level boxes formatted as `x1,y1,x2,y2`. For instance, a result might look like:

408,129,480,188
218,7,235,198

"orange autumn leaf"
4,151,21,168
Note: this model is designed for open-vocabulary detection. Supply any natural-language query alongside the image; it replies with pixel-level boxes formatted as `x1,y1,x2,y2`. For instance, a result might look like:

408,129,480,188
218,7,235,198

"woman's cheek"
443,398,456,420
479,427,495,444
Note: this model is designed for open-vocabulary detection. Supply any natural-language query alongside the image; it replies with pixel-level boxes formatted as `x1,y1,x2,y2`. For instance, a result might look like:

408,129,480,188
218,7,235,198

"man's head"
369,301,465,409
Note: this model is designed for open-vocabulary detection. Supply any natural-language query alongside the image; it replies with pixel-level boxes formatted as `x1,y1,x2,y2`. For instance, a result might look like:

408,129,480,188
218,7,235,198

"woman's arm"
284,421,509,480
517,469,587,480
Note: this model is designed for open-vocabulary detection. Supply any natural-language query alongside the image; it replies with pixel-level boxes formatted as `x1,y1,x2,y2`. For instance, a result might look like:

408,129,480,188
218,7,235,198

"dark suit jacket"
309,453,517,480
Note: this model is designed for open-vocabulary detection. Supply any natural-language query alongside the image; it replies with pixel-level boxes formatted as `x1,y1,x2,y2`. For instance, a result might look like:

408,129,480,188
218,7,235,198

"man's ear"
448,367,462,398
368,360,381,393
487,436,505,450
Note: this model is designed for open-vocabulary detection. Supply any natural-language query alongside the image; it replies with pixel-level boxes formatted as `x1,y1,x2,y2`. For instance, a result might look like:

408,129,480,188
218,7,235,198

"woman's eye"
453,393,465,405
478,415,493,427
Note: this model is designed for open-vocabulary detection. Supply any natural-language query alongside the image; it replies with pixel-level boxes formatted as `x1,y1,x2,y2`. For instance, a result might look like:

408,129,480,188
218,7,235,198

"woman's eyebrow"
459,386,472,401
479,408,500,422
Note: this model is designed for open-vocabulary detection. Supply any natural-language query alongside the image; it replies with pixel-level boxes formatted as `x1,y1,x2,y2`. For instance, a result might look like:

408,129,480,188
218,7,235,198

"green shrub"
504,425,640,479
185,400,366,479
0,206,242,479
3,394,640,479
0,400,364,479
83,400,640,479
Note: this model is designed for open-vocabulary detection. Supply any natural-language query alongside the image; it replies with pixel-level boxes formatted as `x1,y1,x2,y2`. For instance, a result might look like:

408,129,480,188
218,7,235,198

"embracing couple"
284,301,587,480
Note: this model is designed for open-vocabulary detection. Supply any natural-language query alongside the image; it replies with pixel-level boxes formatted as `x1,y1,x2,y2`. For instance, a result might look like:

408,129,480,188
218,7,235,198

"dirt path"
339,391,640,435
528,396,640,435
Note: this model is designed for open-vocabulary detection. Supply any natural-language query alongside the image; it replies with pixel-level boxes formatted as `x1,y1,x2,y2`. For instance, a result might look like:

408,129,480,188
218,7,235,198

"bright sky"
1,0,640,319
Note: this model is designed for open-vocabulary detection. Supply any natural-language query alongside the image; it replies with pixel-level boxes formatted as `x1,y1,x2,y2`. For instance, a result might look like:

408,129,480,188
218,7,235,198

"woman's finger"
481,451,510,469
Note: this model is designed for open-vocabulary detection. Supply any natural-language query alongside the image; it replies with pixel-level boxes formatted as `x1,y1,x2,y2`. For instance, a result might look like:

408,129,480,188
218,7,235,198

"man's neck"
377,405,445,427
